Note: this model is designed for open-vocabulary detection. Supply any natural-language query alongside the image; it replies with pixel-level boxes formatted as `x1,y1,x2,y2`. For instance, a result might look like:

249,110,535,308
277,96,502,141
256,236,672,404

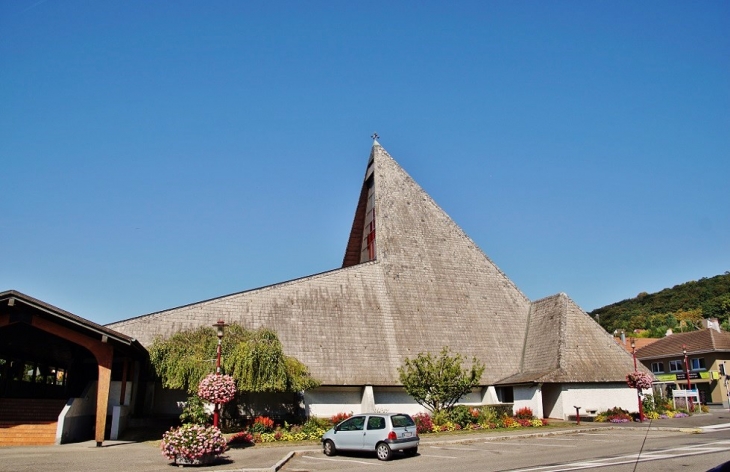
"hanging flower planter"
160,423,227,466
197,373,237,405
626,371,653,390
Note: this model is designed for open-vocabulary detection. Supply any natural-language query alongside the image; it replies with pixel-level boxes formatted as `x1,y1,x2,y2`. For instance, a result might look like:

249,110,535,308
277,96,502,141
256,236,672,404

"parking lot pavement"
1,409,728,472
0,440,319,472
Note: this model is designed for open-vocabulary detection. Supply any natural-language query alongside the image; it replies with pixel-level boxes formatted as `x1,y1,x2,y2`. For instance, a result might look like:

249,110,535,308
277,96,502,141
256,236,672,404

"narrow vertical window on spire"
360,177,376,263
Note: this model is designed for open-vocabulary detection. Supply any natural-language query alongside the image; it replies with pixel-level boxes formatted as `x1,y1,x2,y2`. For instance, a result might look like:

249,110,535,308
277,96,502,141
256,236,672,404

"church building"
108,140,642,420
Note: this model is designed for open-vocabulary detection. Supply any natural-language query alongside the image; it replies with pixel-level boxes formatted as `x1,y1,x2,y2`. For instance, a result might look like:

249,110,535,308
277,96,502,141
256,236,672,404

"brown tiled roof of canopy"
635,329,730,360
1,289,142,351
108,141,639,386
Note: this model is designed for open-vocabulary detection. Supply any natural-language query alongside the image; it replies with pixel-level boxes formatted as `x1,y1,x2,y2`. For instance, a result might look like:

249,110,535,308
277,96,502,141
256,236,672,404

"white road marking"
702,422,730,431
428,446,477,451
536,437,578,441
506,440,730,471
417,453,458,459
302,455,381,466
503,442,577,448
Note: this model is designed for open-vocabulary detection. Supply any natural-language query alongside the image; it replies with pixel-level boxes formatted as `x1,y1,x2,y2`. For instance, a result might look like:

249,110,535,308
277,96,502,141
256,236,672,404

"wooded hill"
589,272,730,336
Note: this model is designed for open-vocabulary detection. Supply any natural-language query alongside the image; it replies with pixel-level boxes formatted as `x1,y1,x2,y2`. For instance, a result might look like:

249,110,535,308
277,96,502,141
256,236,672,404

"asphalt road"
282,426,730,472
1,412,728,471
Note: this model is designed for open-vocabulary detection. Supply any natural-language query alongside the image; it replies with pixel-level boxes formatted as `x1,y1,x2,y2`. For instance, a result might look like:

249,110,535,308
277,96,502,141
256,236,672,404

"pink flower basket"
197,373,237,405
626,371,653,390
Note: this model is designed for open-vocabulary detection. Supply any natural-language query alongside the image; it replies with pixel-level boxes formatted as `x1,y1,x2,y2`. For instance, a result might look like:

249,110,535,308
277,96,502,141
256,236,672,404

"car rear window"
390,414,415,428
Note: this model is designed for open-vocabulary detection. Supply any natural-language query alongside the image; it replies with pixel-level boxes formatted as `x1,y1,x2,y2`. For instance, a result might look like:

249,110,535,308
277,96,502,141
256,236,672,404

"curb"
238,449,301,472
271,451,296,471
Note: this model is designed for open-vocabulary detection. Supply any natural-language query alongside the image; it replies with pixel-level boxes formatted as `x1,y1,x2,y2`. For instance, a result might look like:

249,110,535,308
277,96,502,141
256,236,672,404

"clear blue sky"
1,1,728,325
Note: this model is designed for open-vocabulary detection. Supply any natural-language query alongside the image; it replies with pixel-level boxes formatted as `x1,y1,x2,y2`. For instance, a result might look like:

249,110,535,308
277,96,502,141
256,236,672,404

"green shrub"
642,394,657,414
431,409,449,426
475,405,499,424
302,417,331,435
179,395,210,425
488,403,513,418
448,405,478,427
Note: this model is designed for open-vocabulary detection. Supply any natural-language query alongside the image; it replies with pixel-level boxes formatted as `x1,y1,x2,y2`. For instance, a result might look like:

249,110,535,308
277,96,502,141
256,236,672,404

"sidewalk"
1,408,728,472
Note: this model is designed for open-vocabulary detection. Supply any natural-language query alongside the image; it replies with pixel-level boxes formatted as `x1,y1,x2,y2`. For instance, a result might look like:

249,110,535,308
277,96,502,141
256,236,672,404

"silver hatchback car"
321,413,419,461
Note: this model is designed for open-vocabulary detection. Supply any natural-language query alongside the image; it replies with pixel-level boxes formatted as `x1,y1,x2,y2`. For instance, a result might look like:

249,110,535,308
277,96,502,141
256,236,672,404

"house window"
669,360,683,372
496,386,514,403
651,362,664,373
690,358,706,371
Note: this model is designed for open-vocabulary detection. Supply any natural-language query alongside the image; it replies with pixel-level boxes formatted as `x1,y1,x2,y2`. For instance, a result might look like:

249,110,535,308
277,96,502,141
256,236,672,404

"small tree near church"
398,347,485,414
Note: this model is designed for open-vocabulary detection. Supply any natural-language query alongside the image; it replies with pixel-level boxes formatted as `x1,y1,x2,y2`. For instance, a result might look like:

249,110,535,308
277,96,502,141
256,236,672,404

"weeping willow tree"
149,323,320,394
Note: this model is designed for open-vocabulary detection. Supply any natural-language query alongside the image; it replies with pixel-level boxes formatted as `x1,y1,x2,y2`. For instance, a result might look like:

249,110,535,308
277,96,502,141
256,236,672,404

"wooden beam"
95,346,113,446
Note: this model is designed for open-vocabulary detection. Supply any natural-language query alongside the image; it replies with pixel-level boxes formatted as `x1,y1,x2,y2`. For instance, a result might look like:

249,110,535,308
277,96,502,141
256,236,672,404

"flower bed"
595,403,692,423
223,409,550,446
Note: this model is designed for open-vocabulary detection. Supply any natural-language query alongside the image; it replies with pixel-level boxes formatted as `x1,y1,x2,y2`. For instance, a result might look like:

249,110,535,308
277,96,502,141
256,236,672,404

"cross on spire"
371,132,379,141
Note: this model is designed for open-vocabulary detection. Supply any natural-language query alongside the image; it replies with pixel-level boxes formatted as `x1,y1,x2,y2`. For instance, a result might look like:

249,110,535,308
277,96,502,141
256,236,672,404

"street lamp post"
631,339,644,422
212,320,228,428
682,344,694,412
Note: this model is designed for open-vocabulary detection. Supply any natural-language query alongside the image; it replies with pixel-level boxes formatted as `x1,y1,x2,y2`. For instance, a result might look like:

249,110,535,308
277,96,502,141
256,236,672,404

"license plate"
402,431,413,438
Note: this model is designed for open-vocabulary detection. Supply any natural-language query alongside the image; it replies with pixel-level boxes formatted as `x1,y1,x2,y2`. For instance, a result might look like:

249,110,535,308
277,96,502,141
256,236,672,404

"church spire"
371,132,380,147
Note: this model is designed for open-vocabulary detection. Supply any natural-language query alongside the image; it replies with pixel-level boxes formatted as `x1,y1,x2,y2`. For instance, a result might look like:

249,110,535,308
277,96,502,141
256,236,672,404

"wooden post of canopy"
94,339,113,446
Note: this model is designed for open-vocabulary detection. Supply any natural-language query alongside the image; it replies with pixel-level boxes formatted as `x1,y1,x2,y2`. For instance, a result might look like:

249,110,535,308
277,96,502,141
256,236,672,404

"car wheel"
376,442,392,461
404,446,418,457
323,439,336,456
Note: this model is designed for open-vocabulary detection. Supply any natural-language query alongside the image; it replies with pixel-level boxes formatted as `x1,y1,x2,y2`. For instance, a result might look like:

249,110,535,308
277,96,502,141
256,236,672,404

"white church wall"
513,385,543,418
557,383,637,420
304,387,362,418
373,387,425,415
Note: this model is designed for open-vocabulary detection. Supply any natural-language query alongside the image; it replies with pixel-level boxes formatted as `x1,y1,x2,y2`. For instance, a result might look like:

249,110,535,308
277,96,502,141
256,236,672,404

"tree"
398,347,485,414
149,323,320,394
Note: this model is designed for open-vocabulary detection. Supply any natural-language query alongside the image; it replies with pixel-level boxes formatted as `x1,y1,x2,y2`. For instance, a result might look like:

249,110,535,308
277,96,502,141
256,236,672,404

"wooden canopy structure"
0,290,146,446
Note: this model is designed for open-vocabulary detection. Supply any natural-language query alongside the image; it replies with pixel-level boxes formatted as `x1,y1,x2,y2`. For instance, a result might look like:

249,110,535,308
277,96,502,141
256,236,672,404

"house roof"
108,142,638,386
614,336,660,354
1,290,141,348
0,290,146,366
635,329,730,360
498,292,646,384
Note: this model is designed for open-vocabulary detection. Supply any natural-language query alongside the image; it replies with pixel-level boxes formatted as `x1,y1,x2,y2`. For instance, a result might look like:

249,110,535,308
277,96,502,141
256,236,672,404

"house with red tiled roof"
613,336,660,354
635,329,730,406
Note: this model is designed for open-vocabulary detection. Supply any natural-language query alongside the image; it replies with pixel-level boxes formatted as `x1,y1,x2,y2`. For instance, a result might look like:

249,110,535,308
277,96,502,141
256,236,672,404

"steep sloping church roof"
108,141,636,385
499,293,646,384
